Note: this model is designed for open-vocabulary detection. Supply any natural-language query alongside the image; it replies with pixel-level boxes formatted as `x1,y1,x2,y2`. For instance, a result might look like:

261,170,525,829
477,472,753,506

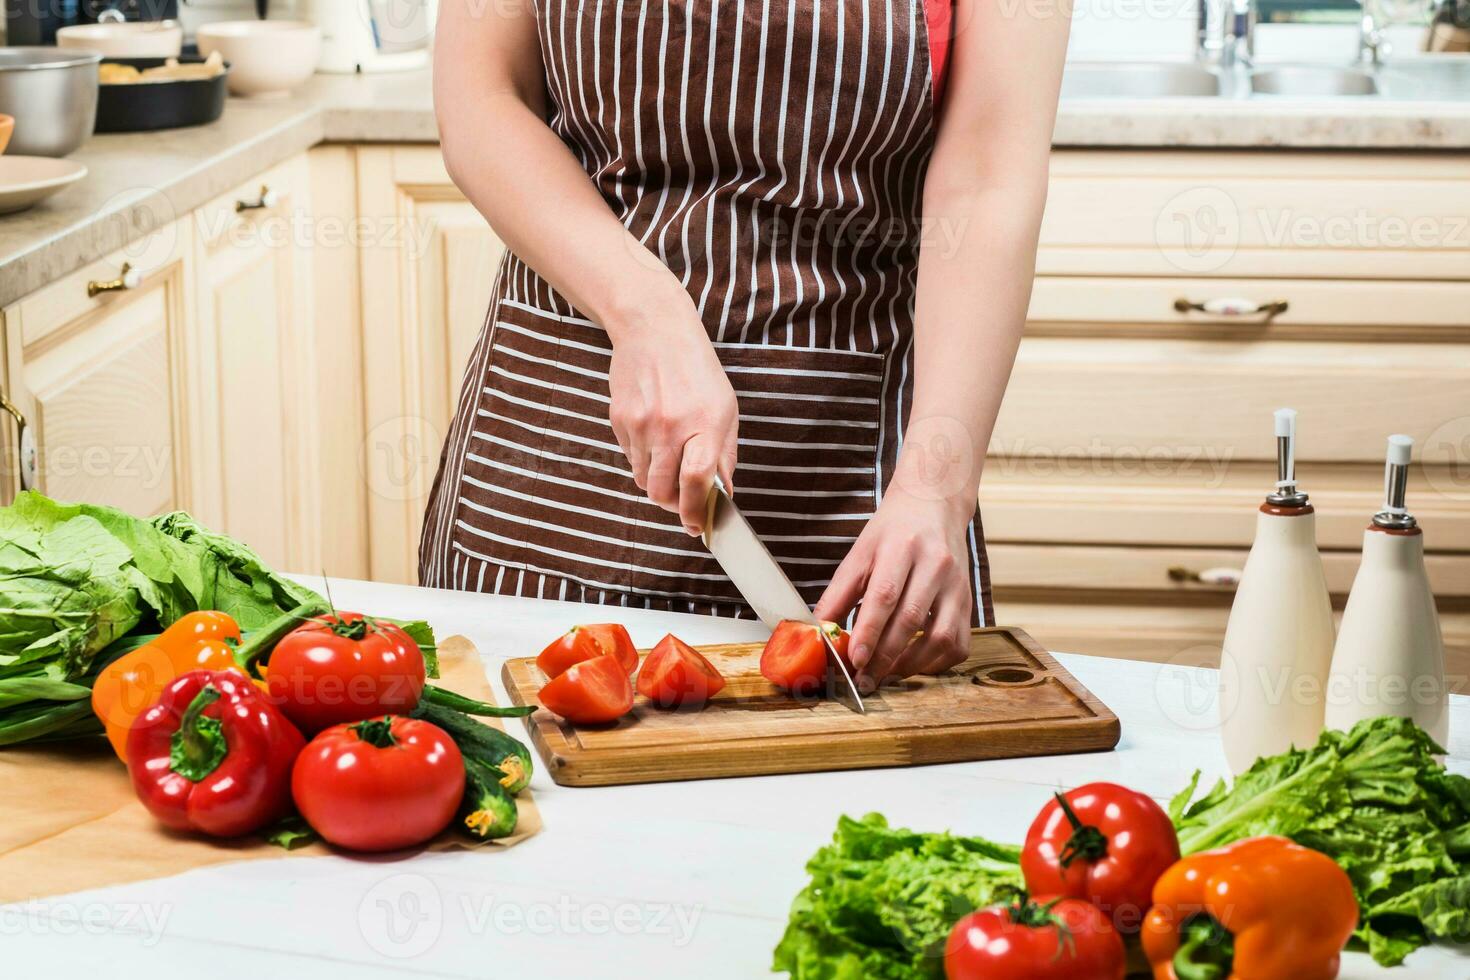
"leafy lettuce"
1171,715,1470,965
772,813,1024,980
0,492,443,745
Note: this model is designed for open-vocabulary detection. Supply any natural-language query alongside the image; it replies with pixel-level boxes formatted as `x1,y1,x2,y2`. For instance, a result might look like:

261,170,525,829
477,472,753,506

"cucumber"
460,757,519,839
412,700,534,794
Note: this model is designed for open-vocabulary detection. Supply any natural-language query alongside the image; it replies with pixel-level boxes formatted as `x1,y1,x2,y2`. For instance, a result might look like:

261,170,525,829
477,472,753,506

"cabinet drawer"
1,220,195,515
987,543,1470,600
6,226,185,349
194,159,304,251
986,328,1470,550
1028,276,1470,342
1041,151,1470,280
994,334,1470,463
991,597,1470,696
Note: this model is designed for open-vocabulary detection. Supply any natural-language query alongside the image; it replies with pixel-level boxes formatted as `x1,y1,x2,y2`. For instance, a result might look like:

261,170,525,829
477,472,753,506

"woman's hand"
815,481,974,691
607,295,738,535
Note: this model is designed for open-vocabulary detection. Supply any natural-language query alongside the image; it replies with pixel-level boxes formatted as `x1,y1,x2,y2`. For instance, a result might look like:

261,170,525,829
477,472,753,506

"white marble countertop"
3,575,1466,978
2,60,1469,308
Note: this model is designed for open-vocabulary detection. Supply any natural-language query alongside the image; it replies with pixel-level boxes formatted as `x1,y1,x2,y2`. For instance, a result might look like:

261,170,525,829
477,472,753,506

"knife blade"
703,477,865,714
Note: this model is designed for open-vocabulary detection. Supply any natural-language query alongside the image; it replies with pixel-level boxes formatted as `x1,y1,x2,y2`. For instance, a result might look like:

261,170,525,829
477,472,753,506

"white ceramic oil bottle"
1219,408,1337,773
1325,436,1448,743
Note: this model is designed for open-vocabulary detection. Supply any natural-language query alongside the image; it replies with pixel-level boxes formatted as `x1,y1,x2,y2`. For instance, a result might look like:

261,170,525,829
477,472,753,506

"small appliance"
300,0,432,74
4,0,179,47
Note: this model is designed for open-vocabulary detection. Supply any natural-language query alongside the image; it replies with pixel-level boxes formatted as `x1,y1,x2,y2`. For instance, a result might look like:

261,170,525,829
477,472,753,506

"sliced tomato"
581,623,639,673
538,653,635,724
536,626,608,678
759,620,850,696
636,634,726,709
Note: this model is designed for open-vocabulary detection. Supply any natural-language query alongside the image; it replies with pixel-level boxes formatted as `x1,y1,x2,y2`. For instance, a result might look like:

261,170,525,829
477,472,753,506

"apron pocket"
708,341,887,604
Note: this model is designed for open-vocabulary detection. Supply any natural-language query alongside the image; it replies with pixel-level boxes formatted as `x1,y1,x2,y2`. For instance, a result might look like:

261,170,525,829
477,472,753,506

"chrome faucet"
1197,0,1255,67
1359,5,1390,66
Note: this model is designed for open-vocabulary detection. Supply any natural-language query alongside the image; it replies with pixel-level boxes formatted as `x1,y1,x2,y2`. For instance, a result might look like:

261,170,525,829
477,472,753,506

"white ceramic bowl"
195,20,321,99
56,21,183,58
0,156,88,215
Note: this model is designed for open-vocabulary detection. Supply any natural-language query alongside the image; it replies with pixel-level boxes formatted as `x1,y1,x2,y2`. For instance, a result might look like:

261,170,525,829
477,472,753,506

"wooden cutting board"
502,627,1119,786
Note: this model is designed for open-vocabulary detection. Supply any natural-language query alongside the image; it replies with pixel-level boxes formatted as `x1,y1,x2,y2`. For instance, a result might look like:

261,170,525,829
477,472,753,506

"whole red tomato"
292,715,464,852
945,897,1125,980
1021,782,1181,933
759,620,850,695
266,612,425,734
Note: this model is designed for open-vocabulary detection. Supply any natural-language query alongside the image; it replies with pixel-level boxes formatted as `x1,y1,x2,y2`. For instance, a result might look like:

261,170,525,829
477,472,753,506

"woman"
423,0,1068,689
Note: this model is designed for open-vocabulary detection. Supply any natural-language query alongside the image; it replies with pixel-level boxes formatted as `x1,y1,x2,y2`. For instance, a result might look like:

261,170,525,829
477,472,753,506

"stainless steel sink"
1061,62,1223,99
1059,58,1470,103
1249,66,1378,96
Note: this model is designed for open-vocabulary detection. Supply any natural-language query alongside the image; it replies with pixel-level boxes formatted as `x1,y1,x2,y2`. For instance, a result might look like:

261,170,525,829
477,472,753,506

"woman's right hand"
607,295,738,536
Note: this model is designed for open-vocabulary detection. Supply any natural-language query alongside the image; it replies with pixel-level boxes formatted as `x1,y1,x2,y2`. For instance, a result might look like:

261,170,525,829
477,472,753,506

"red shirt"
925,0,953,103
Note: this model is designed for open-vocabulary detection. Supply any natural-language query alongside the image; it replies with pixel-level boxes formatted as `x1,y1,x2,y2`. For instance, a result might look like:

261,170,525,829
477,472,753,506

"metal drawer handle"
87,262,141,298
0,391,36,491
1174,297,1288,319
236,185,279,212
1168,565,1242,587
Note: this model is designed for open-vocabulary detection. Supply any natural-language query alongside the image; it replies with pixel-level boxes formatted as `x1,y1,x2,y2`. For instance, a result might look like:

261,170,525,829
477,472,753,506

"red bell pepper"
128,669,305,838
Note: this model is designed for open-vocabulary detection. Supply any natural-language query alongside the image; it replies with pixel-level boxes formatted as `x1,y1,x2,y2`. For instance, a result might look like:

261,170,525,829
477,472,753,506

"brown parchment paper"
0,635,541,903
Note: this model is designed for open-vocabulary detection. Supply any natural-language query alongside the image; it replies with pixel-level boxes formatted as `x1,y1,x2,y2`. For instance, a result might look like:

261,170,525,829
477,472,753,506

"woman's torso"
420,0,989,622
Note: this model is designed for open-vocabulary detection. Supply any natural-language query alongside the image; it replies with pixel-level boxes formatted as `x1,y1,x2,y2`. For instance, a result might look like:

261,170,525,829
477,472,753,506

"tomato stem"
1054,792,1109,868
329,615,372,641
1006,896,1076,962
351,716,398,748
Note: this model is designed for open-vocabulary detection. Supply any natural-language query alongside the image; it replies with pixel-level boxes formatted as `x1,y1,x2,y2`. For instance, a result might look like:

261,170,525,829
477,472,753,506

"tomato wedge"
636,634,726,709
538,654,635,724
581,623,639,673
759,619,850,695
536,626,607,678
536,624,638,677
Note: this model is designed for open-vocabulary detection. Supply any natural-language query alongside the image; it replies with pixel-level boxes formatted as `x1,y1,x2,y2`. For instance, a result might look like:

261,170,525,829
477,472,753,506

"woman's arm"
434,0,737,534
816,0,1070,686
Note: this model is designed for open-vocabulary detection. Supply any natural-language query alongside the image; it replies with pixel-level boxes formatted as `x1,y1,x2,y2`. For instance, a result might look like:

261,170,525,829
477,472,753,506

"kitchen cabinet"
990,149,1470,688
355,146,508,584
188,155,322,573
1,220,198,516
0,149,367,579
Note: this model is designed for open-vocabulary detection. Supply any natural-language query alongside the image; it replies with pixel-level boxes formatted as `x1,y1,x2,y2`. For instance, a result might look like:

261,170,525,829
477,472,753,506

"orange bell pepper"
90,611,243,761
1141,836,1358,980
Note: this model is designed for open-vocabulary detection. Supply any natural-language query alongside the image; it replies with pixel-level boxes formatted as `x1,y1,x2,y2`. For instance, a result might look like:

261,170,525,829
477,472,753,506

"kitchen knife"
703,477,865,714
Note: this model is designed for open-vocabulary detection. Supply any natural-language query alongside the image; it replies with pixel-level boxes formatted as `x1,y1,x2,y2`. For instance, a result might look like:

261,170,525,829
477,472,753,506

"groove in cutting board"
502,627,1120,786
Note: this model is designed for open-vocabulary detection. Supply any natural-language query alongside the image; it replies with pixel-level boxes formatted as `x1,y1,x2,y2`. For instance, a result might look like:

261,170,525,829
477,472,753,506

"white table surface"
5,576,1468,979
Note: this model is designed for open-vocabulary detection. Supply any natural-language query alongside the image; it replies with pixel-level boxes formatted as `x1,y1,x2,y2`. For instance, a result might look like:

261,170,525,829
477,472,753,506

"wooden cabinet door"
357,146,509,584
190,155,320,574
2,221,196,515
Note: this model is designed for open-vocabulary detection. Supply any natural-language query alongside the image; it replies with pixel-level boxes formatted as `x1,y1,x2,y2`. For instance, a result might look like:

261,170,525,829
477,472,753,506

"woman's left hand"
815,483,974,691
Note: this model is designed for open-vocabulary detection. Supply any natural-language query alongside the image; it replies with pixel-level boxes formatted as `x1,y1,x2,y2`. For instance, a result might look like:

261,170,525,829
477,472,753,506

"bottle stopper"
1374,434,1417,529
1266,408,1308,507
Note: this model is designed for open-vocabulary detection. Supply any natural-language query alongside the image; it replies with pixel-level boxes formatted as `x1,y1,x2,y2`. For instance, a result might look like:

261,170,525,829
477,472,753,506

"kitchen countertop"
3,575,1466,978
2,60,1470,308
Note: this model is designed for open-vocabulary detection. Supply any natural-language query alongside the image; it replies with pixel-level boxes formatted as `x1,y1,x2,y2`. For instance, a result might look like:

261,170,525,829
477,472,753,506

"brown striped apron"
420,0,993,625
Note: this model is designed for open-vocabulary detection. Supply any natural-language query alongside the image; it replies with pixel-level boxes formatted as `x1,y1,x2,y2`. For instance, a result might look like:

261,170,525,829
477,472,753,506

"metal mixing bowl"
0,48,102,157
